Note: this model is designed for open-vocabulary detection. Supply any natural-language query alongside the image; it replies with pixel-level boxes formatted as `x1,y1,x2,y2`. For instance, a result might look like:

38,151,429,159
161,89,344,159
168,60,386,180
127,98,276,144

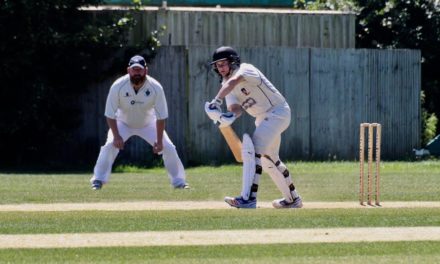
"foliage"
355,0,440,138
422,111,438,145
293,0,440,138
0,0,162,170
293,0,356,11
421,91,438,145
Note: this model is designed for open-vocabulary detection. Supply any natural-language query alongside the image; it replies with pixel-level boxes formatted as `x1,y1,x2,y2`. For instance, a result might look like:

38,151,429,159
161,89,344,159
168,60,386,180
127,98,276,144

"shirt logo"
241,88,250,96
145,90,150,96
130,100,145,105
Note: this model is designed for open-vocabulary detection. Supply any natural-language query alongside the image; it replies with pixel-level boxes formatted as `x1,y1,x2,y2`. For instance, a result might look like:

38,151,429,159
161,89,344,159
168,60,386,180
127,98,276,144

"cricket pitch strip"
0,201,439,249
0,201,439,211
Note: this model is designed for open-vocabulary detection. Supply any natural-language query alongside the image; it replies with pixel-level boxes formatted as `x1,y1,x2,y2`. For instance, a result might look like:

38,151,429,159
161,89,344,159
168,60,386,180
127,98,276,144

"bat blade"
219,126,243,163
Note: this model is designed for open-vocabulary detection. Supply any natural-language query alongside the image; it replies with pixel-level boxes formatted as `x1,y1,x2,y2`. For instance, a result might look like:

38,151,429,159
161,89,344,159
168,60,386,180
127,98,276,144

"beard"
130,74,146,85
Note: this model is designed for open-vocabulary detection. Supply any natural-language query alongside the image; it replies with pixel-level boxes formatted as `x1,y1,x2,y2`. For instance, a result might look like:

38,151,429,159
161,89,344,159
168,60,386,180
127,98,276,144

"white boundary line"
0,201,439,211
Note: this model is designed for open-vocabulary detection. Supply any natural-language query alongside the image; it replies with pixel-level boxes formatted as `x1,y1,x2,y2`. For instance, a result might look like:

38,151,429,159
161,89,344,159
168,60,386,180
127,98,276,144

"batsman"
205,46,303,209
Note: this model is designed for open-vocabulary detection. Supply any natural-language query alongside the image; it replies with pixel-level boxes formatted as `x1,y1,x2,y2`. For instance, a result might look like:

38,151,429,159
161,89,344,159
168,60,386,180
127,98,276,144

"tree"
293,0,440,143
0,0,154,169
355,0,440,144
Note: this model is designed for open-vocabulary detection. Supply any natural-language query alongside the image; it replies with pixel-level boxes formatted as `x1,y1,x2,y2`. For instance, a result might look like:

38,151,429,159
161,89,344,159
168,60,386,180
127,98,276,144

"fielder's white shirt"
225,63,286,117
105,74,168,128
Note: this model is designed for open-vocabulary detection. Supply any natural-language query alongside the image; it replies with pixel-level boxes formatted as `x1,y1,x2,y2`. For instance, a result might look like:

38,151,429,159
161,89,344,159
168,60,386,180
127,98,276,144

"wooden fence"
105,0,295,7
76,46,420,165
88,7,356,48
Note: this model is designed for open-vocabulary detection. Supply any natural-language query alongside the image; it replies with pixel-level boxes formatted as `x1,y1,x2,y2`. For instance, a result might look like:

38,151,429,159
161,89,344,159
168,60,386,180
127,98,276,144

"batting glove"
204,101,222,123
218,112,237,128
208,97,223,112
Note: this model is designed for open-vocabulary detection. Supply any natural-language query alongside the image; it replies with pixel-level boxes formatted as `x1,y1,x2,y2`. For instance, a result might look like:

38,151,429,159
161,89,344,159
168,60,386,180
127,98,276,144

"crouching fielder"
90,55,188,190
205,46,302,209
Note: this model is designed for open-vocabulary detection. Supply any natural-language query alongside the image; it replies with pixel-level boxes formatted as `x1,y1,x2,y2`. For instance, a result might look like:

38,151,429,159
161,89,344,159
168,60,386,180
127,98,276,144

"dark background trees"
0,0,145,170
1,0,437,170
294,0,440,145
355,0,440,145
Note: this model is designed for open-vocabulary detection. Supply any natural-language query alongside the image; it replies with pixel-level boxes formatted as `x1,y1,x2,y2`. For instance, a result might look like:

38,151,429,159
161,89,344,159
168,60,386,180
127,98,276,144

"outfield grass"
0,161,439,263
0,161,439,203
0,208,439,234
1,242,440,264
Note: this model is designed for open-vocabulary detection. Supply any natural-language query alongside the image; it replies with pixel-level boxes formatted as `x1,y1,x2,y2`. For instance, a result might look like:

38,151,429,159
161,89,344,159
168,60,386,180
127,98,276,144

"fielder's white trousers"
91,120,186,187
252,102,291,160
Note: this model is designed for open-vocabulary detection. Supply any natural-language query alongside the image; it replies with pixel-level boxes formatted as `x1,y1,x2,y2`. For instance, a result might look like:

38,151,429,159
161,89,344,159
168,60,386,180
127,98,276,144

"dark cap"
128,55,147,69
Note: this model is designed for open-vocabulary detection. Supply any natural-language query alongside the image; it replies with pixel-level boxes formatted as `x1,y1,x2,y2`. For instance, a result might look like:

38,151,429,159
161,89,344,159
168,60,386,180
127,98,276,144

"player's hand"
113,135,124,150
208,97,223,111
204,101,222,122
218,112,236,128
153,141,163,154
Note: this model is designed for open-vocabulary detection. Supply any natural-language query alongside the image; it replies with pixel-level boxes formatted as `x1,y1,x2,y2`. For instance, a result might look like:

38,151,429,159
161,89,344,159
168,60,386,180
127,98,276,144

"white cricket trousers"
252,102,291,160
91,120,186,187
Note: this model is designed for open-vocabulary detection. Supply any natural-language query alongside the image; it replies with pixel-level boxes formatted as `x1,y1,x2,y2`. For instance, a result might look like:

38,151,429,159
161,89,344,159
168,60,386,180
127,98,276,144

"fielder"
205,46,302,209
90,55,188,190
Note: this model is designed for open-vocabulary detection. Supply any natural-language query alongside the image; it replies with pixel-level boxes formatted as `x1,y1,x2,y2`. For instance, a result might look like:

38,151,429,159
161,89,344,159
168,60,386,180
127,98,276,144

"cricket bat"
219,126,243,163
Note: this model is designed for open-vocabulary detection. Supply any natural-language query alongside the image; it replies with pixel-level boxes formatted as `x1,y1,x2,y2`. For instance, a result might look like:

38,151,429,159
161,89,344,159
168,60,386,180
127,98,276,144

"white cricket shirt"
104,74,168,128
225,63,286,117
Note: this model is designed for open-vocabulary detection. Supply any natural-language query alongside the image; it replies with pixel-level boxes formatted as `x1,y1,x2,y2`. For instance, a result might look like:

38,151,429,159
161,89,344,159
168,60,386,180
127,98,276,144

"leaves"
0,0,145,169
294,0,440,137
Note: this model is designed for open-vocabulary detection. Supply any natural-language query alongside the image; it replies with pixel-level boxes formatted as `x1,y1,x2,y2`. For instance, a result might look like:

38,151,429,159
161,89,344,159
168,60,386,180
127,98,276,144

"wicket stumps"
359,123,381,206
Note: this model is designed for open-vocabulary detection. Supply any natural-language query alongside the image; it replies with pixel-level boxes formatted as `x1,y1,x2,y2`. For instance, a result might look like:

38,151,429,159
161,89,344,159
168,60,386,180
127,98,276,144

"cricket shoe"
174,183,190,189
272,196,303,209
224,196,256,209
91,180,103,190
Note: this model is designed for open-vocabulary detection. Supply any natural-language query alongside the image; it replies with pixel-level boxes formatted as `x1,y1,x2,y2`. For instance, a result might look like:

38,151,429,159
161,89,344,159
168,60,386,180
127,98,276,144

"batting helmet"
210,46,240,66
211,47,240,79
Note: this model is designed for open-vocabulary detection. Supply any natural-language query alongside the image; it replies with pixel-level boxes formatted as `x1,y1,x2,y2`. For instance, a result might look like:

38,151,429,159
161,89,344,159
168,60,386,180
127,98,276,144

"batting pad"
241,133,256,200
276,161,293,186
261,157,293,203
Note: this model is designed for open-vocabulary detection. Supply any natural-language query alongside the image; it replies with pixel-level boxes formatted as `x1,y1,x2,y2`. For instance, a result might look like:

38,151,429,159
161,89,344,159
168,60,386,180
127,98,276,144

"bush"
422,110,438,146
0,0,155,170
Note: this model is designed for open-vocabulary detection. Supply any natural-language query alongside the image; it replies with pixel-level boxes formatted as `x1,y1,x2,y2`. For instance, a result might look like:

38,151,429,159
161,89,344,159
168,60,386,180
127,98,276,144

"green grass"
1,242,440,263
0,208,439,234
0,161,439,263
0,161,439,203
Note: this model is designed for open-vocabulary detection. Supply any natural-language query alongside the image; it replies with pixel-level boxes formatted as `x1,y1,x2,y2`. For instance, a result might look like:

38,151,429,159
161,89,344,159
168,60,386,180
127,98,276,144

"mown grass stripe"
1,201,440,212
2,208,440,234
0,227,439,249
